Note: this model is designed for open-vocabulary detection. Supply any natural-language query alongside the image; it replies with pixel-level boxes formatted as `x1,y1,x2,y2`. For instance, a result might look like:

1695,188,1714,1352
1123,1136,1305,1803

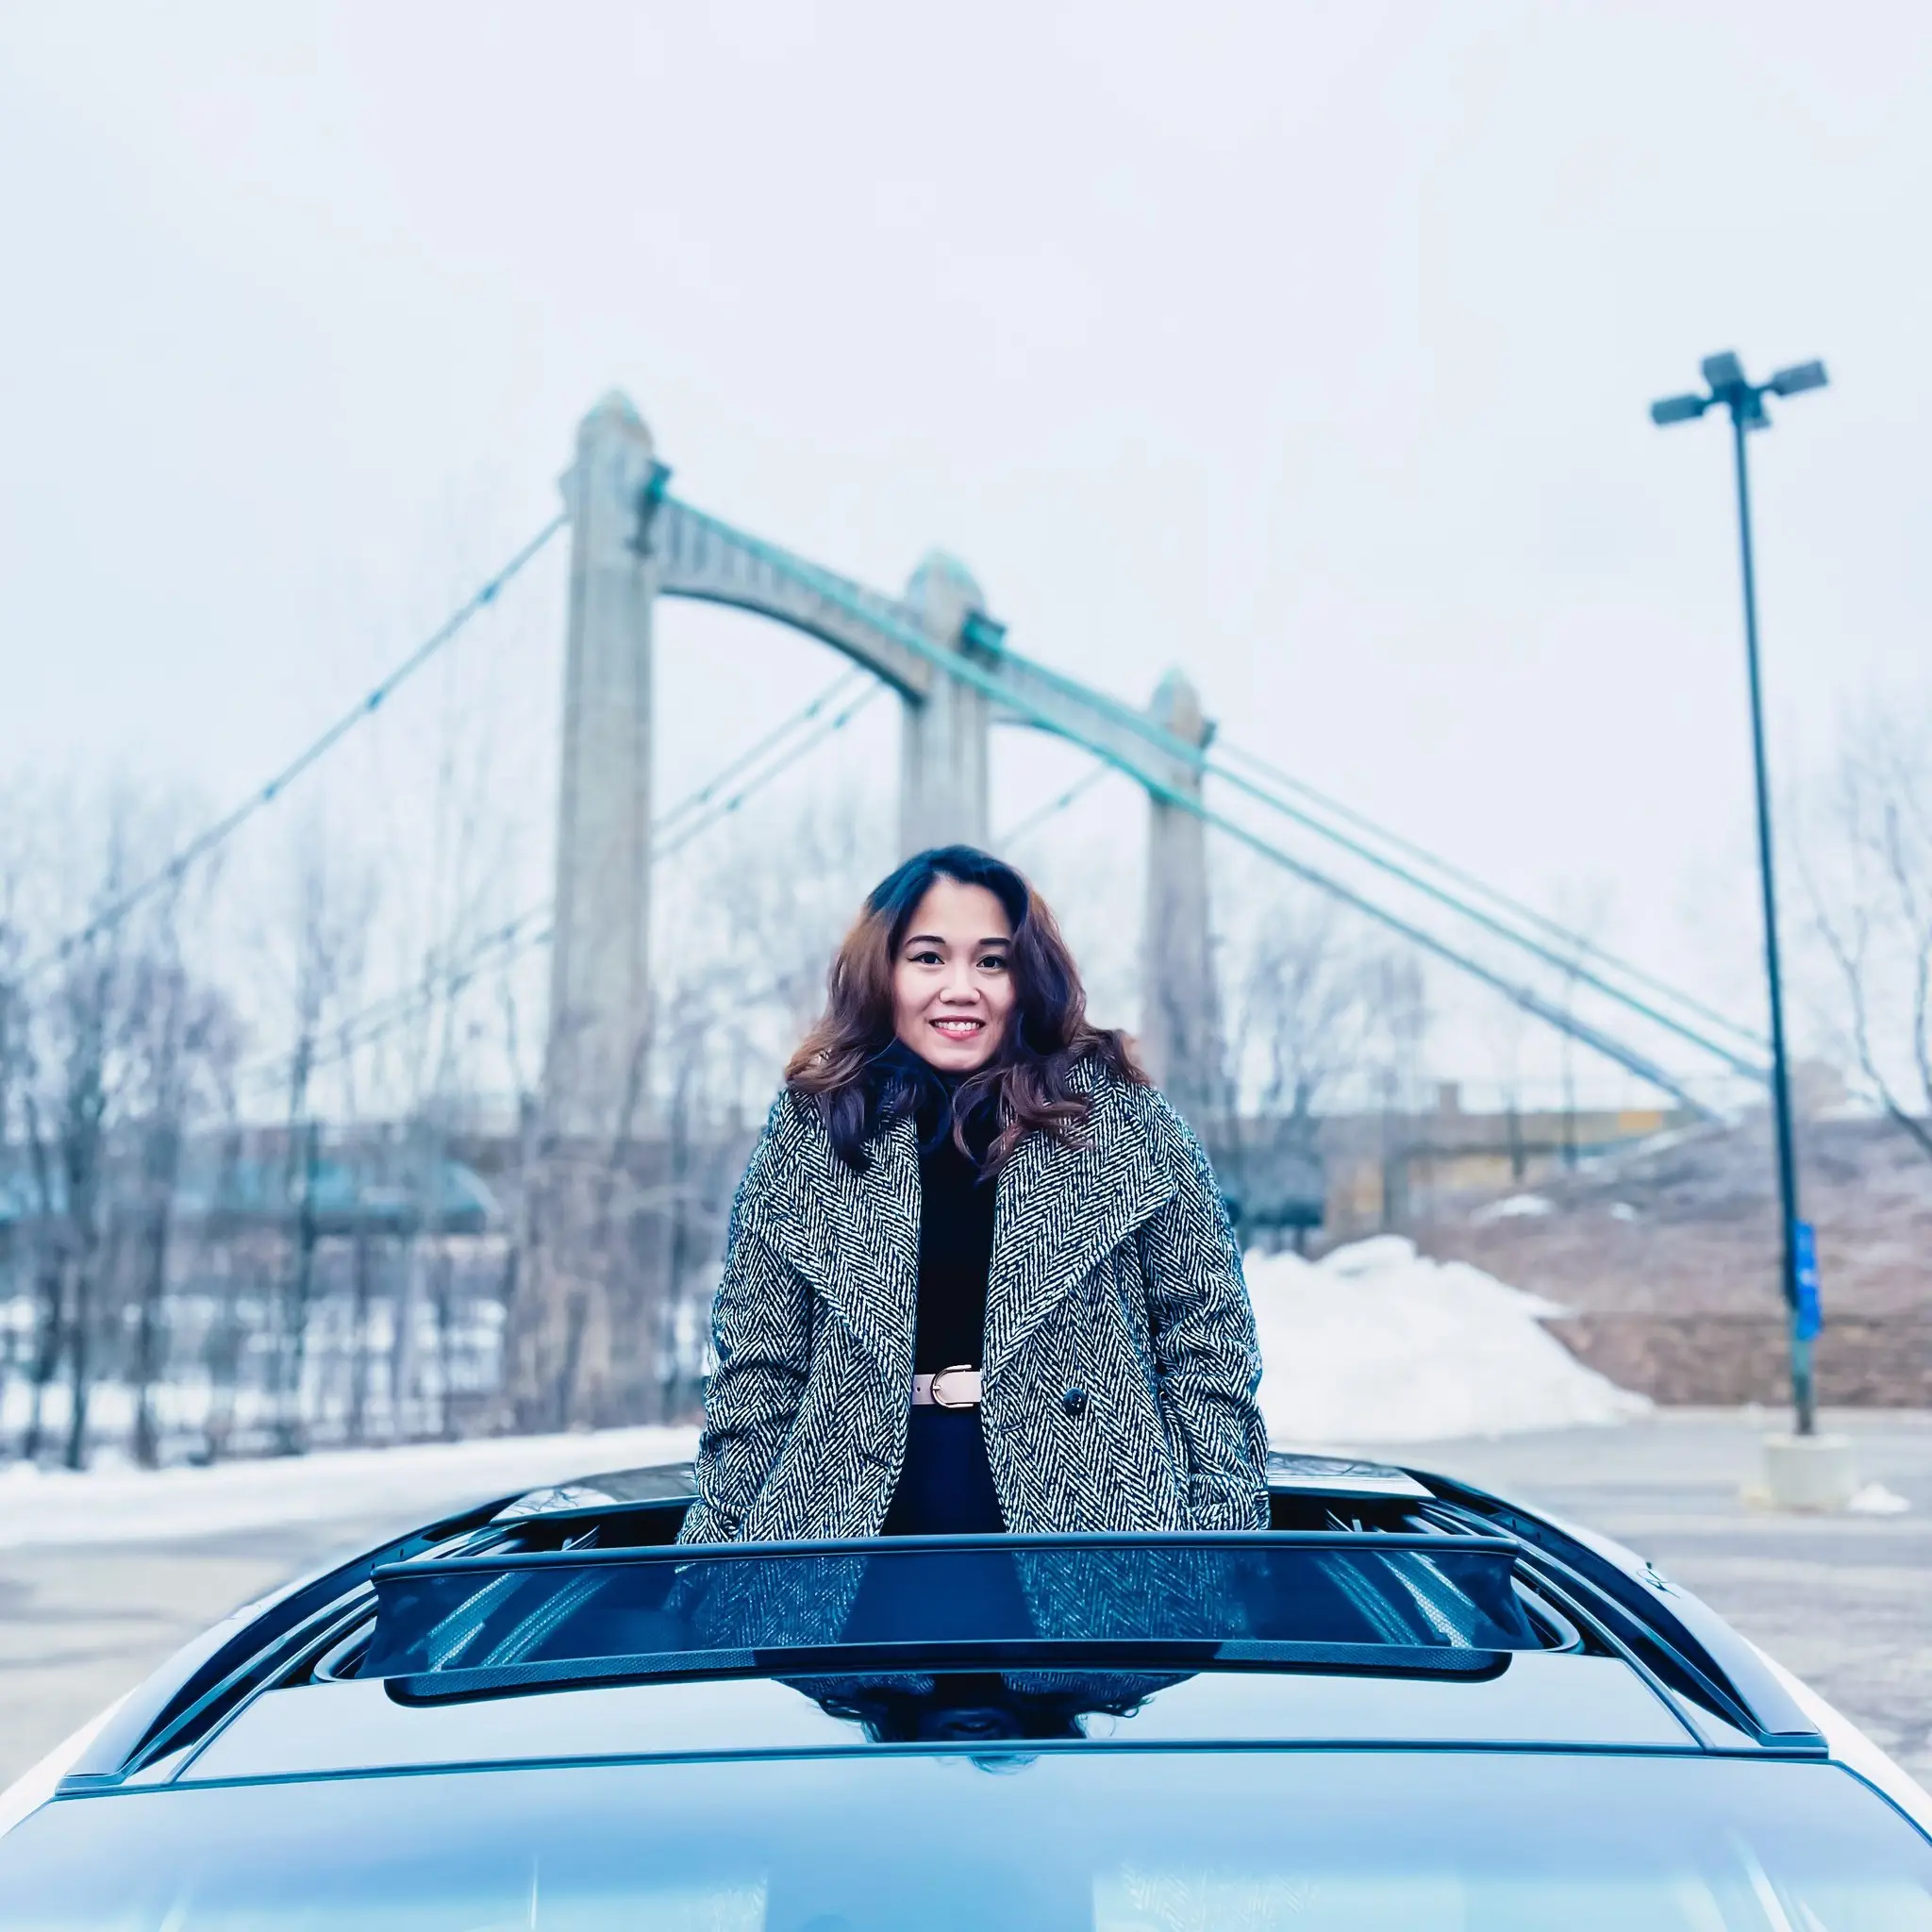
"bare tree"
1228,888,1368,1124
26,793,171,1471
18,1079,64,1465
259,830,377,1451
125,876,240,1467
0,790,241,1468
1213,882,1375,1250
1806,703,1932,1160
125,949,185,1470
1364,950,1430,1228
499,784,891,1433
322,891,386,1445
698,786,888,1054
490,929,543,1438
1551,880,1615,1170
0,837,25,1157
49,924,123,1471
196,1120,247,1464
0,839,32,1457
1477,991,1532,1183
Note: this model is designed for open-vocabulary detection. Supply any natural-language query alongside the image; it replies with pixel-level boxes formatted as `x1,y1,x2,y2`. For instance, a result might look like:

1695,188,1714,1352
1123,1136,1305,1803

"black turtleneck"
911,1088,997,1373
877,1068,1008,1536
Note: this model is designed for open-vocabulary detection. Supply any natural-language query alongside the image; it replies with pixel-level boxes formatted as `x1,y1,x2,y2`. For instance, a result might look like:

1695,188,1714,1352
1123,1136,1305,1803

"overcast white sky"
2,2,1927,1103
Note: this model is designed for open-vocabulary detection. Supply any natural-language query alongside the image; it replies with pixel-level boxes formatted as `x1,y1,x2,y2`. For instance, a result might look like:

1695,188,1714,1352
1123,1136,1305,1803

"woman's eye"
979,954,1008,972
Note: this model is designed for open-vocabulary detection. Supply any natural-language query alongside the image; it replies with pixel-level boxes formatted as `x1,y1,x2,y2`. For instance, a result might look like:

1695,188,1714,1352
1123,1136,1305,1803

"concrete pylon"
544,392,658,1141
1141,671,1223,1128
898,551,993,855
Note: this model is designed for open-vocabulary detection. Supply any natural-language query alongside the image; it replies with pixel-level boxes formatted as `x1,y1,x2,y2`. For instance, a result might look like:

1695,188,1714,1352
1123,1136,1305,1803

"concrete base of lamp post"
1757,1432,1858,1512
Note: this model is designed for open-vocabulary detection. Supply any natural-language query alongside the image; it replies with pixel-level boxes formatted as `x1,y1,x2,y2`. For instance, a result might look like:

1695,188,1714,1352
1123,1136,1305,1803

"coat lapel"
739,1104,919,1376
736,1074,1174,1392
984,1073,1175,1390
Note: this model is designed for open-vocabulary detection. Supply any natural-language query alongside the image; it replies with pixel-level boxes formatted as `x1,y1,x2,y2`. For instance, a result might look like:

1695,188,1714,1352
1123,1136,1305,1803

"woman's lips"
930,1016,985,1039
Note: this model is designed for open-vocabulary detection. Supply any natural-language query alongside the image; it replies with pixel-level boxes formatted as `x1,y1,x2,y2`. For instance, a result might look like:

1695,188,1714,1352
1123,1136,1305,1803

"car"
2,1450,1928,1929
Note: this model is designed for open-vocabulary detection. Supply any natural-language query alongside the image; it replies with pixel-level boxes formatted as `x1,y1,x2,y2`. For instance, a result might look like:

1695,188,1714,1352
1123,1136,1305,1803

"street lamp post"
1651,351,1828,1436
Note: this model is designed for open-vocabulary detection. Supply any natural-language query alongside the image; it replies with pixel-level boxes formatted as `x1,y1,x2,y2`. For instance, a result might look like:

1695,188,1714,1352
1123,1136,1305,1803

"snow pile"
1470,1192,1554,1224
1248,1236,1649,1445
0,1241,1651,1547
0,1424,698,1550
1846,1482,1912,1517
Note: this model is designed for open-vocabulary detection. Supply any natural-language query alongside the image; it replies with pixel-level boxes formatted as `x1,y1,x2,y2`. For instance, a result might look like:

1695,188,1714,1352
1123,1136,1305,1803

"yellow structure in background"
1314,1086,1683,1239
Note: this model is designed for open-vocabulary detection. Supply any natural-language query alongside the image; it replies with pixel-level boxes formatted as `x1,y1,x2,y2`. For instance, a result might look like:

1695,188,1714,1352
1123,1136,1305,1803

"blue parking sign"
1794,1221,1822,1341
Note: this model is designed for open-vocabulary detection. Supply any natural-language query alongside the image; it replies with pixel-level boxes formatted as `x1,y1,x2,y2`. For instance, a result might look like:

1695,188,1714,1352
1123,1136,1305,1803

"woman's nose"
939,964,979,1002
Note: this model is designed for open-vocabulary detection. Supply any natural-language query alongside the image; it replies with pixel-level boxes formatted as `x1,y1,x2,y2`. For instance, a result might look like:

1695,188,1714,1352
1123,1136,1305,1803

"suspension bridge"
541,391,1770,1133
52,389,1774,1134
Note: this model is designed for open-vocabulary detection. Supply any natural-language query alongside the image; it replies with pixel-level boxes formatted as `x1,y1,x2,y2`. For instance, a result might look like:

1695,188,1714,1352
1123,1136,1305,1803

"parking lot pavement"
0,1516,414,1790
1354,1407,1932,1785
0,1409,1926,1791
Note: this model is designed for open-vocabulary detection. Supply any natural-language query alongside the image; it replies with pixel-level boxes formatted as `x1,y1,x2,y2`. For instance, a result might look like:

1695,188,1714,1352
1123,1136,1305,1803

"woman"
677,843,1267,1544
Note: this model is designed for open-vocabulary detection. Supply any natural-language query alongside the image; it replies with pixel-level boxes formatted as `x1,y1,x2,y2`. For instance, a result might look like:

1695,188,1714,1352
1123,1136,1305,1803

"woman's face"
891,877,1016,1073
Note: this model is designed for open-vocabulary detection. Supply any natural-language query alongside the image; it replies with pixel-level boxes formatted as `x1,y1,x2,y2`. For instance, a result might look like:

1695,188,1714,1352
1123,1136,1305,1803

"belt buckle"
929,1364,976,1410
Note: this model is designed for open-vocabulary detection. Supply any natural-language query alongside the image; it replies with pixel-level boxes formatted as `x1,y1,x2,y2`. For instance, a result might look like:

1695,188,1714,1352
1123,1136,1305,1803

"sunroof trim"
386,1638,1514,1706
1264,1452,1434,1500
377,1527,1520,1582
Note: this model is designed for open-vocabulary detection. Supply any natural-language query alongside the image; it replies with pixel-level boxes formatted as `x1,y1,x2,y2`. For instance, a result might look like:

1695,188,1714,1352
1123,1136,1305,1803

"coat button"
1062,1387,1088,1417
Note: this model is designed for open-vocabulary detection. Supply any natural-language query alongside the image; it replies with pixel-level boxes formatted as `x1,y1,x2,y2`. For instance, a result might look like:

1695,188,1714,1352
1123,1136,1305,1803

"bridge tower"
1140,671,1224,1124
541,391,1223,1143
898,551,993,852
543,392,658,1141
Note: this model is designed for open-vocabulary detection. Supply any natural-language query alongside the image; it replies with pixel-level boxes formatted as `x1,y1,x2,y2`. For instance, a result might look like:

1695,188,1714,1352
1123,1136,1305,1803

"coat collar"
750,1064,1176,1382
778,1100,919,1374
983,1066,1175,1387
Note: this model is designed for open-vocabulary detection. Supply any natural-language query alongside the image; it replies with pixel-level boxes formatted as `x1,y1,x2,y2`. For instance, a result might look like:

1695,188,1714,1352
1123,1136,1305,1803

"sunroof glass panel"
363,1538,1536,1679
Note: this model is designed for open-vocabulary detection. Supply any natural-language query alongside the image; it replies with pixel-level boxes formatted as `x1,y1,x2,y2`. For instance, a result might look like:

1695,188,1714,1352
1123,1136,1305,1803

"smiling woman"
679,845,1268,1544
891,873,1017,1073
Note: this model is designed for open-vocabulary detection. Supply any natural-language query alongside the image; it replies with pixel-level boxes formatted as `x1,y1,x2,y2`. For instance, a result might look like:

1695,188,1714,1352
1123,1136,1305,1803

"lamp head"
1701,351,1747,392
1650,392,1708,426
1769,359,1828,397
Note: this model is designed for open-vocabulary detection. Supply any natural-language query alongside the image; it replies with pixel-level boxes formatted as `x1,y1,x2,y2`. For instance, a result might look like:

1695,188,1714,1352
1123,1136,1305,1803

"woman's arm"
1138,1094,1270,1531
676,1106,814,1544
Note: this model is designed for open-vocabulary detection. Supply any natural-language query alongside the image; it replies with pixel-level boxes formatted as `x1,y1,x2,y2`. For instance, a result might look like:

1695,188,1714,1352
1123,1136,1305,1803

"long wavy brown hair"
787,845,1145,1170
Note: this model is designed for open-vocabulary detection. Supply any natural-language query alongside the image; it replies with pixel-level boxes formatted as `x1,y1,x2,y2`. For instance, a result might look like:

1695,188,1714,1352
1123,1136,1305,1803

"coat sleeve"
676,1100,814,1545
1138,1094,1270,1531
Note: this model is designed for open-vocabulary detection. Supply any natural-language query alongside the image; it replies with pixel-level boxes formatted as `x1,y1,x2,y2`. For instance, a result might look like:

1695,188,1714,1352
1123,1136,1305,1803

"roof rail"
1414,1472,1824,1755
59,1493,516,1788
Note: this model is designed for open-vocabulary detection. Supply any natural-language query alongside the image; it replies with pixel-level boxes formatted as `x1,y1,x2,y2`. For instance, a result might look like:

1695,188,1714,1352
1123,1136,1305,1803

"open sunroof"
361,1533,1539,1701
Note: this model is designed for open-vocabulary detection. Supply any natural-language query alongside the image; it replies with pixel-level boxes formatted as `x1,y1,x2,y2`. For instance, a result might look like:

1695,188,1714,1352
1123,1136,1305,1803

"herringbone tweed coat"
677,1059,1268,1544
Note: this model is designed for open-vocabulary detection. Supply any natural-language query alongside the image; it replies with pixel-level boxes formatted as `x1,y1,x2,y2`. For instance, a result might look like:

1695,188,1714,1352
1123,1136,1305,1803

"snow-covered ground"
0,1238,1646,1549
1250,1236,1649,1445
0,1425,698,1550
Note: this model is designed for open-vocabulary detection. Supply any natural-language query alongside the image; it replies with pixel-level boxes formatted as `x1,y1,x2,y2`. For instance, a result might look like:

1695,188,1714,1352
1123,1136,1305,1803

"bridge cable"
1211,737,1764,1055
657,666,871,837
663,494,1748,1105
236,669,884,1091
655,678,882,859
26,513,568,983
1186,789,1725,1114
997,765,1110,848
1205,758,1768,1076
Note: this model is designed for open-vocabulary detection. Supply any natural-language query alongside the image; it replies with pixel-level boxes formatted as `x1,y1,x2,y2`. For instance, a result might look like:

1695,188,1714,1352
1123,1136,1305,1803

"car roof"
178,1651,1694,1787
57,1451,1829,1799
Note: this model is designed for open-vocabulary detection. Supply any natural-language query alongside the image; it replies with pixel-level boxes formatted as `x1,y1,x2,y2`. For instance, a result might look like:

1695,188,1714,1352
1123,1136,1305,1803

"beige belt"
911,1365,983,1409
